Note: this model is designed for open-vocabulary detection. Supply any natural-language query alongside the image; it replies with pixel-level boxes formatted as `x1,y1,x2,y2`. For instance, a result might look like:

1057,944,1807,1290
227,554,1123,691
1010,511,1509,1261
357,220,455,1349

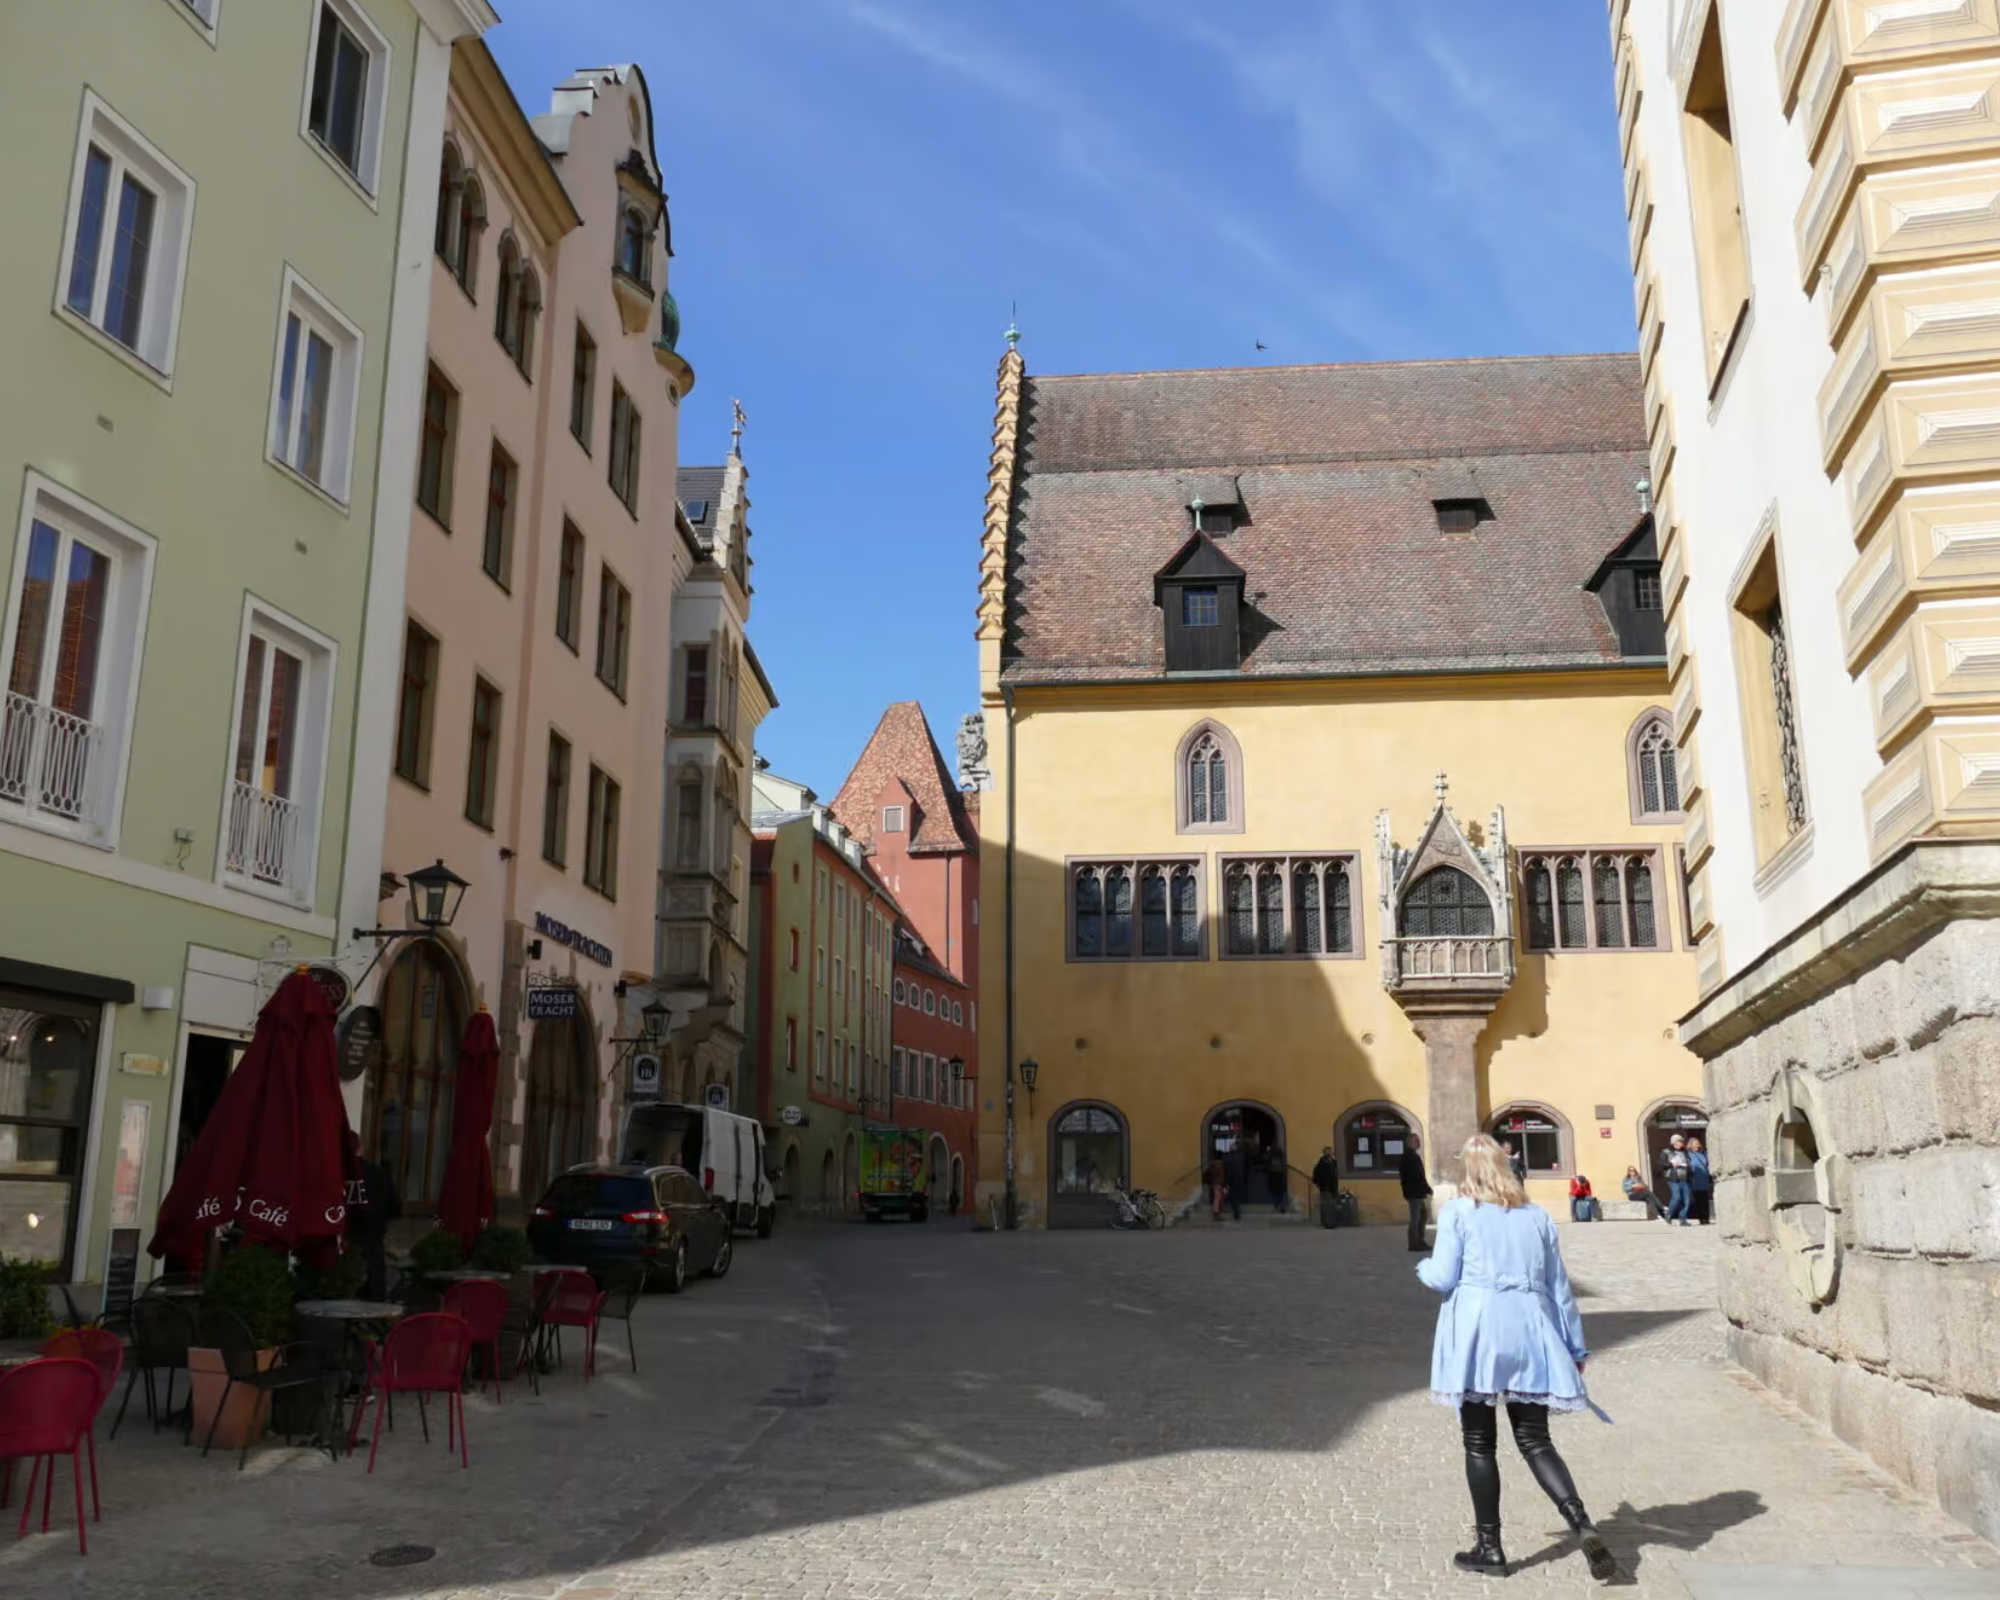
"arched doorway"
1489,1103,1571,1178
926,1135,950,1217
1203,1100,1287,1208
521,1011,599,1205
841,1132,859,1214
365,940,467,1207
819,1149,837,1213
1643,1098,1708,1193
1047,1101,1128,1229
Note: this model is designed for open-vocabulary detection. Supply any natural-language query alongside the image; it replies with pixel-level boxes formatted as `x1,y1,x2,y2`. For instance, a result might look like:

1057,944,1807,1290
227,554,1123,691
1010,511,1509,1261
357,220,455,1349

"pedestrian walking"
1662,1133,1693,1224
1398,1133,1432,1252
1503,1138,1527,1183
1418,1134,1618,1582
1311,1146,1341,1229
1686,1136,1713,1225
1621,1165,1660,1220
1206,1155,1227,1222
1568,1173,1596,1222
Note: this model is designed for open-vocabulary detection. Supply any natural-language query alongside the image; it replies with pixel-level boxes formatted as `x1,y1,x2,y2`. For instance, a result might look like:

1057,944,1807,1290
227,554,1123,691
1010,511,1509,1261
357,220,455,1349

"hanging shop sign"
780,1105,806,1127
534,911,612,968
525,983,581,1021
630,1053,663,1105
337,1004,384,1083
705,1082,730,1111
306,964,351,1015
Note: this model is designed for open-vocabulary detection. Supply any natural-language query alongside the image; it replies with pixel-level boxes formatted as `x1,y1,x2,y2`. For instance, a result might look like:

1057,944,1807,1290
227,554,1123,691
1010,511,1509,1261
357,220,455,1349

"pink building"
371,47,693,1216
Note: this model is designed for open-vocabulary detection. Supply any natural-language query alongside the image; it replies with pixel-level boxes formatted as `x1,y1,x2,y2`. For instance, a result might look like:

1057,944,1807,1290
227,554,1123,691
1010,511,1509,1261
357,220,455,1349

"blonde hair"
1459,1134,1529,1209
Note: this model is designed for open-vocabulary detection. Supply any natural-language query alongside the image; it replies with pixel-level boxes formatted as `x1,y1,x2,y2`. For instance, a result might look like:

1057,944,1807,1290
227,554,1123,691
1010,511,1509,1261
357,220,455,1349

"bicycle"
1110,1186,1168,1230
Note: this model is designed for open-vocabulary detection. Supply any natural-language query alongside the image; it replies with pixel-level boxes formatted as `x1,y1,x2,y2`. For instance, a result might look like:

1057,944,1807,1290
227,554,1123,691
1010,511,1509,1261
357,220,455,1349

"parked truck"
857,1124,929,1223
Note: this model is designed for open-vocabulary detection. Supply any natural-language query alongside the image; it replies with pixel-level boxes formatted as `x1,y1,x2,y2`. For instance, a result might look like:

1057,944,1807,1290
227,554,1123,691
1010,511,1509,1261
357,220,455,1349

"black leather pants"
1460,1401,1583,1524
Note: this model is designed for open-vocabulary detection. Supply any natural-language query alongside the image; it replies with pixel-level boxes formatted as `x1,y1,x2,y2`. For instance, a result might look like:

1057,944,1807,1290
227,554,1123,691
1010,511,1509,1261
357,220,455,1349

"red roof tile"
830,702,978,854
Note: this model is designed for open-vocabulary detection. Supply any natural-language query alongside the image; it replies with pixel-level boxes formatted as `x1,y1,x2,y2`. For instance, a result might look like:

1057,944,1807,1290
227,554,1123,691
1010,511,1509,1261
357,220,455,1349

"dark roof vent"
1433,498,1492,535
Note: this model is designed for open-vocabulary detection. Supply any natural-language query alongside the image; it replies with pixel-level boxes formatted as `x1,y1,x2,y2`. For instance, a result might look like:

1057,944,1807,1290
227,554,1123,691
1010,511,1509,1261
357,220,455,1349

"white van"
619,1103,776,1236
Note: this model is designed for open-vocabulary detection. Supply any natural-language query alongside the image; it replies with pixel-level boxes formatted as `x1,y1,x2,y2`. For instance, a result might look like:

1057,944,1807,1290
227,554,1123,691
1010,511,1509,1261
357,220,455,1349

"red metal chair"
441,1281,509,1404
40,1329,123,1521
538,1269,609,1382
348,1313,473,1473
0,1359,102,1555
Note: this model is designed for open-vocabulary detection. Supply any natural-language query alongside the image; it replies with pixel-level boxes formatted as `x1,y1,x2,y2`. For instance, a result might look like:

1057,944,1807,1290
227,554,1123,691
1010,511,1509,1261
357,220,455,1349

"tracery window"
1521,850,1664,951
1188,733,1227,826
1221,855,1357,957
1176,720,1243,834
1397,867,1494,938
1632,715,1681,819
1070,859,1203,961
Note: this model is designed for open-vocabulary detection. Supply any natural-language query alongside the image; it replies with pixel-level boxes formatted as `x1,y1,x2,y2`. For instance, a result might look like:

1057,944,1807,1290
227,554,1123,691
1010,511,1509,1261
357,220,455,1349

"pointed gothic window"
1521,849,1668,952
1629,712,1682,820
1176,721,1243,833
1189,734,1227,825
1070,859,1203,961
1398,867,1494,939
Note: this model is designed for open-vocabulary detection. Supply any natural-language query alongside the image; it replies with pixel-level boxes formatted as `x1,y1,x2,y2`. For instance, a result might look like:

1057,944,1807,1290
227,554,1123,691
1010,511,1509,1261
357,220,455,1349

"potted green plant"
408,1228,464,1277
0,1256,56,1341
469,1225,530,1274
188,1244,294,1451
293,1245,367,1304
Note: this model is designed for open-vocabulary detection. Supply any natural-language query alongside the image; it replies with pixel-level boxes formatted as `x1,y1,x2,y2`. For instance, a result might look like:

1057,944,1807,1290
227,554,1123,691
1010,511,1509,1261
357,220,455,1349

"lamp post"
1006,1056,1038,1231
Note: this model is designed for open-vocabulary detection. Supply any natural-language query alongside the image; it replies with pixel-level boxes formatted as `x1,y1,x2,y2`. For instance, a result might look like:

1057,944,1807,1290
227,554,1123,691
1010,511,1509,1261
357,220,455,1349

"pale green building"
0,0,494,1296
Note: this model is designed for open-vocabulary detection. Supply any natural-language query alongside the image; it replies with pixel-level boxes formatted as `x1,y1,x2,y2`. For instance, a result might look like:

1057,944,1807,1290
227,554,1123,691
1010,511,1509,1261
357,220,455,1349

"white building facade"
1612,0,2000,1541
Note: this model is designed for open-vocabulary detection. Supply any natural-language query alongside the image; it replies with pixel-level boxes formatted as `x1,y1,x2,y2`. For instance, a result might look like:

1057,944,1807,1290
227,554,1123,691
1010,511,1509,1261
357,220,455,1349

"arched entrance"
1047,1100,1128,1229
819,1149,837,1213
521,1011,599,1205
926,1135,950,1217
1643,1098,1708,1193
365,940,467,1207
1203,1100,1287,1208
842,1132,859,1214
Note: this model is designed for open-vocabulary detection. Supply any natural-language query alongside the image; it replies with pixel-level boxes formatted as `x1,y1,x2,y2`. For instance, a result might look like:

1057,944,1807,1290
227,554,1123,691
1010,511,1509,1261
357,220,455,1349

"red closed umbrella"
149,970,354,1263
435,1007,499,1255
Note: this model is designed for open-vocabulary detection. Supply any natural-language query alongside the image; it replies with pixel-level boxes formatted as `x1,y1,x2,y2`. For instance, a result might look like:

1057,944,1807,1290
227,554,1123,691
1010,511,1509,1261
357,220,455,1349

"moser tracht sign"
534,912,611,967
525,984,580,1021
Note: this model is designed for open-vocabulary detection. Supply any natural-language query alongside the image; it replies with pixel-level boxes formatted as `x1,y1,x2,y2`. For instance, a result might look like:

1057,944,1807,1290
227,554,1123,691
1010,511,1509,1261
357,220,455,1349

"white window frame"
882,805,905,833
54,92,197,385
213,598,335,910
0,474,157,850
924,989,936,1016
170,0,221,43
299,0,392,203
264,267,365,507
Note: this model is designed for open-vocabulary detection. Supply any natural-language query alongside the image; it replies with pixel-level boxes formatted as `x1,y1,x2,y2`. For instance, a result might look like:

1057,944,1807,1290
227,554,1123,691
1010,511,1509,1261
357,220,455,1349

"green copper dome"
657,289,682,355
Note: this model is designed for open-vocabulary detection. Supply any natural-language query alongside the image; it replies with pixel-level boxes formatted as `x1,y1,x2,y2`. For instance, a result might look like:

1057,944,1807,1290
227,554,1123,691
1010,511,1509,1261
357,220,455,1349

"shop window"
1491,1106,1567,1176
0,988,100,1277
1339,1104,1417,1179
1049,1102,1126,1196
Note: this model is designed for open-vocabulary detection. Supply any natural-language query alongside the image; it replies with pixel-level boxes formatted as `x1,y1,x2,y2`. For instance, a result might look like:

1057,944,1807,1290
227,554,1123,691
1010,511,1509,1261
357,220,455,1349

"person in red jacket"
1567,1173,1596,1223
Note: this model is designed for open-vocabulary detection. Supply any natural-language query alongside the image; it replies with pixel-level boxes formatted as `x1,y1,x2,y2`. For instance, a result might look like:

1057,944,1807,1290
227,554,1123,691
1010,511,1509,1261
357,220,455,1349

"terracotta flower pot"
187,1345,276,1451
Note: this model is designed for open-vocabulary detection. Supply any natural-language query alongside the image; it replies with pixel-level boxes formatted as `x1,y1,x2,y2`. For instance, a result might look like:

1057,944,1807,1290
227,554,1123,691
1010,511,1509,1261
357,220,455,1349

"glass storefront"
0,987,100,1274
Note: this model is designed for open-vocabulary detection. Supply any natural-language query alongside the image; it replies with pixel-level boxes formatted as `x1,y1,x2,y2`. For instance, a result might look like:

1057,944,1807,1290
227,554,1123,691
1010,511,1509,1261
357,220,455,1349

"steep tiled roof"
831,702,978,854
1003,354,1651,683
678,465,726,539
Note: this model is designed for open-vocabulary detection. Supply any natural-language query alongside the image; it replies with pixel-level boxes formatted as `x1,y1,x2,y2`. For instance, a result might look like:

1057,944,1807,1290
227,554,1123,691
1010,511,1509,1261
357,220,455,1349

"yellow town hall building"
972,346,1707,1225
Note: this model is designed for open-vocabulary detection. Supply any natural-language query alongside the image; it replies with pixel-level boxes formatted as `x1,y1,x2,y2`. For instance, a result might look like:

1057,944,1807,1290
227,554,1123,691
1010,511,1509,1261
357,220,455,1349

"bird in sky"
1255,340,1267,351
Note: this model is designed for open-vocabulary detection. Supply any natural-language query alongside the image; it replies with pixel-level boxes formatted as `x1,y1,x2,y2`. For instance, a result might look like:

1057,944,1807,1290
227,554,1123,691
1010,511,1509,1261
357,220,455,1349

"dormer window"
1195,506,1235,536
1155,532,1246,674
1182,588,1219,627
1434,498,1491,535
1636,569,1663,611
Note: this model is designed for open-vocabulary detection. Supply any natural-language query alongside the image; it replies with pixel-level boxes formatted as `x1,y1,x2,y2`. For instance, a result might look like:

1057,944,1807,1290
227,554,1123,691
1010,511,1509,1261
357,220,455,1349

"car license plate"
568,1218,614,1231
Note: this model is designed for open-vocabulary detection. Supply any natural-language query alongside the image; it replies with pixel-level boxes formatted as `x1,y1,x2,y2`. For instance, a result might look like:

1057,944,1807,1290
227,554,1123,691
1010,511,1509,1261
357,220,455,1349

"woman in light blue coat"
1417,1134,1616,1581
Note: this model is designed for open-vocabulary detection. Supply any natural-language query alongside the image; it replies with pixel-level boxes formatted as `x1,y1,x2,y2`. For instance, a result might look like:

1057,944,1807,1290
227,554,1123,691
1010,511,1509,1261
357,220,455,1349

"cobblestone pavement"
6,1219,1997,1598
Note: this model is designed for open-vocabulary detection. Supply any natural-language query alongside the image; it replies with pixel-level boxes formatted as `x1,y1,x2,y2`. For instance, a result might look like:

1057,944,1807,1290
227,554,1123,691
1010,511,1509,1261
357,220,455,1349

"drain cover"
369,1545,436,1568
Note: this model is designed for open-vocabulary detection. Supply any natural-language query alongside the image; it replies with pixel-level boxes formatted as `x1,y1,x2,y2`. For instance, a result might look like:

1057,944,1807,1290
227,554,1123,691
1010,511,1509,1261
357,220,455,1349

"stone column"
1408,1006,1492,1187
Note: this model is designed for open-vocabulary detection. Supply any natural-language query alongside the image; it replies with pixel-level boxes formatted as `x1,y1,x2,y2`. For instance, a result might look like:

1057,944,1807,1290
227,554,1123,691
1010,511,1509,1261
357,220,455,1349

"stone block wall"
1704,915,2000,1544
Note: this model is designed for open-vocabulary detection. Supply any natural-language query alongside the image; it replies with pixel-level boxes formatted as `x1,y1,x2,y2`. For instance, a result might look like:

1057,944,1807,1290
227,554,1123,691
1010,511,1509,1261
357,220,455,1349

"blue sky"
488,1,1637,798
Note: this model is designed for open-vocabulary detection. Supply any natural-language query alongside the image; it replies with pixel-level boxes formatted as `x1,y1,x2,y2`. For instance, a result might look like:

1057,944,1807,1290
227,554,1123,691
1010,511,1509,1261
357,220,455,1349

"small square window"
266,269,365,504
1182,588,1219,628
175,0,221,36
1636,570,1663,612
684,499,709,523
1434,499,1490,535
57,94,196,381
882,805,905,834
304,0,391,198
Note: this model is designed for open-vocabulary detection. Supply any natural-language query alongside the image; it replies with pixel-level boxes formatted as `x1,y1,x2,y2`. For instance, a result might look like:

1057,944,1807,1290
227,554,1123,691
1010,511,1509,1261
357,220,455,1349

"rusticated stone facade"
1688,842,2000,1544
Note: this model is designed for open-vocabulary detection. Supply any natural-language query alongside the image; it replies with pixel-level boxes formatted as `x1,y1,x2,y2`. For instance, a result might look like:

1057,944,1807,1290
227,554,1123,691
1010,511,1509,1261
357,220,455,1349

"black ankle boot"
1557,1499,1616,1581
1452,1524,1508,1577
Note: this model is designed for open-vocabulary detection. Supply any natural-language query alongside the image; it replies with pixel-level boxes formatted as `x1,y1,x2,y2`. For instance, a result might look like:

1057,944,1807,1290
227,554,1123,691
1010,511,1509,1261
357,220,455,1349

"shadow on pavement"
1508,1488,1768,1586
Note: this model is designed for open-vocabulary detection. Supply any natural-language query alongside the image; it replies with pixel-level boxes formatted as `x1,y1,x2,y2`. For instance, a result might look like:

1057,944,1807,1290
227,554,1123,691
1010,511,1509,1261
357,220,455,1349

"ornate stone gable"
1375,775,1512,941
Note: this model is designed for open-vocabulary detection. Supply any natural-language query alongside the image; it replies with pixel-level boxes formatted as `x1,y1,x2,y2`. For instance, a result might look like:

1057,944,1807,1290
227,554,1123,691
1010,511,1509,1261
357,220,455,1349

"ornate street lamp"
404,859,470,932
642,996,669,1042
